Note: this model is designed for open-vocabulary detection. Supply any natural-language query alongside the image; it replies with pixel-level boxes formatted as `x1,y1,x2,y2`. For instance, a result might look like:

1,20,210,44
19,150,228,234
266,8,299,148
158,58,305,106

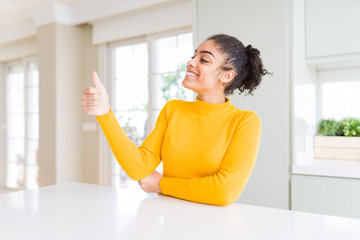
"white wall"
0,37,37,62
194,0,292,209
92,1,192,44
38,23,83,186
55,24,83,183
306,0,360,58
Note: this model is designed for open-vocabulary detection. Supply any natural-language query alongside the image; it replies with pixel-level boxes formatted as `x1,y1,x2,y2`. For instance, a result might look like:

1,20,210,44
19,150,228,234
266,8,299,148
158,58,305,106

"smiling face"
182,40,233,96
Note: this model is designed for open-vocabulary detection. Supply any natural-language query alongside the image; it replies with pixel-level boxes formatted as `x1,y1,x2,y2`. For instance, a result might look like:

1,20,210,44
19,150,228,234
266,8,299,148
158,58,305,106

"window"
108,30,193,189
318,68,360,121
2,59,39,190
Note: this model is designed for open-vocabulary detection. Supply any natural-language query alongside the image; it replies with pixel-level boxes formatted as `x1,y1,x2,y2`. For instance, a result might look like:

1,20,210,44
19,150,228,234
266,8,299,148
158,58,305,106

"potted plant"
314,118,360,160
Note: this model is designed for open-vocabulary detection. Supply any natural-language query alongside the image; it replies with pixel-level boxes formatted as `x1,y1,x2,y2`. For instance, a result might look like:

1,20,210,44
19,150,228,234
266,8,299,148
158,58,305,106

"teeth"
186,71,197,77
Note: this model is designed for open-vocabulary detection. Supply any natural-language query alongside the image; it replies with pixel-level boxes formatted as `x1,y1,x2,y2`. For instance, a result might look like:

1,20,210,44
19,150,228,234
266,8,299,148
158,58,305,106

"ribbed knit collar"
194,97,234,113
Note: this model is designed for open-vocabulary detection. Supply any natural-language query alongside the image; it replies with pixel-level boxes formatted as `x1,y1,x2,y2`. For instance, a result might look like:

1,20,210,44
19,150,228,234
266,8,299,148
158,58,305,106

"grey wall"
194,0,292,209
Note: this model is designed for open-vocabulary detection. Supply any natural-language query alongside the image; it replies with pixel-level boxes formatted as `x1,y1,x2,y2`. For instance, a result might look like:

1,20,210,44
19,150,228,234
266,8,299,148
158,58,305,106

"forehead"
196,40,222,58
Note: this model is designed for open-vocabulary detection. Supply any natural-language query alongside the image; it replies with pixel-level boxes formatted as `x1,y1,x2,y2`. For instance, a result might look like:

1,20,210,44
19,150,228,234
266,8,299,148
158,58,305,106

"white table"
0,182,359,240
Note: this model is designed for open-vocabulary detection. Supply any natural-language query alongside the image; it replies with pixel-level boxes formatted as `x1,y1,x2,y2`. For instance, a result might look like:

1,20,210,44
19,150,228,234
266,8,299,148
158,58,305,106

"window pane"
26,140,39,166
113,43,148,111
114,110,148,146
6,162,24,188
6,139,25,188
112,77,148,111
322,81,360,120
152,33,194,113
154,36,178,73
177,33,193,65
26,61,39,189
26,166,39,189
6,114,25,138
6,65,24,89
26,87,39,113
27,114,39,140
112,42,148,189
5,61,39,190
27,62,39,86
6,87,24,114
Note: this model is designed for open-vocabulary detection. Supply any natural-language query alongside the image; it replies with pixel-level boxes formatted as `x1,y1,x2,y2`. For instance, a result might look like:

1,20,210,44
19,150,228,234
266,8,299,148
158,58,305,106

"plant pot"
313,136,360,160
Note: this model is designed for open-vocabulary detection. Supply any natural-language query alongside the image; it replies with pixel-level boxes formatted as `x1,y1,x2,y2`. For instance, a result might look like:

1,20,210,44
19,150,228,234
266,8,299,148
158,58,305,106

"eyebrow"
195,49,215,59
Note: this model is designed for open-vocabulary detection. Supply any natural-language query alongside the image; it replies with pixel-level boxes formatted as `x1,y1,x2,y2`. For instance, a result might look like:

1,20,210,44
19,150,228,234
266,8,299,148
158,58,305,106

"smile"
186,71,198,77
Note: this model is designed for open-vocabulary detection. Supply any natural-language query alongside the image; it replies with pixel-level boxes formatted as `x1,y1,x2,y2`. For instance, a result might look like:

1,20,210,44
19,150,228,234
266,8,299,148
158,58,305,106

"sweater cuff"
159,177,170,195
96,107,114,122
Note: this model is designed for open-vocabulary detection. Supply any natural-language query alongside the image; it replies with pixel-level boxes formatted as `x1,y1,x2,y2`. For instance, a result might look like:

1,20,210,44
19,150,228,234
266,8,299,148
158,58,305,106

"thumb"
92,71,104,90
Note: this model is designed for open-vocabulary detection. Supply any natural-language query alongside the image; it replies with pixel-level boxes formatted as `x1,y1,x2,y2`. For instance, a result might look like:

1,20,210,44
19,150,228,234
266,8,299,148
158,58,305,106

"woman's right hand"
82,71,111,116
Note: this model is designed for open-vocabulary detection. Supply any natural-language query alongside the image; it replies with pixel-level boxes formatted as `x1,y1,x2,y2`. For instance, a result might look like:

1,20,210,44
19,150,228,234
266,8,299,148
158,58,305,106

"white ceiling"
0,0,179,44
0,0,86,28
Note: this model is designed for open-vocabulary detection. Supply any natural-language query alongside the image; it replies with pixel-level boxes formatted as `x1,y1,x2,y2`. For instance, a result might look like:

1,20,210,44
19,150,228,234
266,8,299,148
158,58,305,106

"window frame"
1,56,38,191
0,63,5,191
101,27,193,186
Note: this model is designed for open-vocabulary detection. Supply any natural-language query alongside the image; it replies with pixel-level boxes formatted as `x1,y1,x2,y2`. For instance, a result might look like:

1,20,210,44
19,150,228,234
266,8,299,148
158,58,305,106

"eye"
200,58,209,63
191,56,195,59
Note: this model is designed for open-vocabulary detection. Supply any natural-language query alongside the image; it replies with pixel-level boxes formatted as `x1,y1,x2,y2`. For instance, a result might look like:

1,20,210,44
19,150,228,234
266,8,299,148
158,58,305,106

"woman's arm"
159,112,261,206
96,104,169,180
82,71,169,180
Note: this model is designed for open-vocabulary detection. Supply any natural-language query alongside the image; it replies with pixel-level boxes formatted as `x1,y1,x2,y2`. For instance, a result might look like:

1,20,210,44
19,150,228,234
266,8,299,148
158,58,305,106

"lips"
186,70,198,77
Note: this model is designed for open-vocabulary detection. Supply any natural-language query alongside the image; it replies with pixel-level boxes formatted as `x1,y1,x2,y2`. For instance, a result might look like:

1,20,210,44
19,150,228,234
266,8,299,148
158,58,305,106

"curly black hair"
207,34,271,95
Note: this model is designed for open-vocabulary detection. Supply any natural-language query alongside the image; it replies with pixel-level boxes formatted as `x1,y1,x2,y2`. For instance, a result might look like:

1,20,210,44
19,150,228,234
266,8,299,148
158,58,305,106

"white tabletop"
1,182,359,240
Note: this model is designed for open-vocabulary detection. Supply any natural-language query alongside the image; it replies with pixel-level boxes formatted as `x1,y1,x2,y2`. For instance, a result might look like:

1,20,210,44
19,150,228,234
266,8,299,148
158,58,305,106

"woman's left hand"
138,170,163,193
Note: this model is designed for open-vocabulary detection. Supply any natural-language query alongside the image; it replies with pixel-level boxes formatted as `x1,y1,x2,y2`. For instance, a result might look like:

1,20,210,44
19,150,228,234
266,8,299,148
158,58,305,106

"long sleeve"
159,112,261,206
96,103,169,180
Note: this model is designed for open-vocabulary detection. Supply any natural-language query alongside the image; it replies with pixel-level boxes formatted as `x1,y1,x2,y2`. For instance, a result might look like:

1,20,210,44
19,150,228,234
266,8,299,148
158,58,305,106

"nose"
187,58,196,68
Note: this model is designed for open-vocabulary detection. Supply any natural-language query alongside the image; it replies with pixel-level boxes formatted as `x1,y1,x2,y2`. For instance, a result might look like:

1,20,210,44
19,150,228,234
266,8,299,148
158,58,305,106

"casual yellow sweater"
96,97,261,206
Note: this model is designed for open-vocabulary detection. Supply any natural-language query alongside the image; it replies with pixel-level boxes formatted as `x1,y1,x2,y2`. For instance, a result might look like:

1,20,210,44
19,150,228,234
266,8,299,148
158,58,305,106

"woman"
82,34,269,205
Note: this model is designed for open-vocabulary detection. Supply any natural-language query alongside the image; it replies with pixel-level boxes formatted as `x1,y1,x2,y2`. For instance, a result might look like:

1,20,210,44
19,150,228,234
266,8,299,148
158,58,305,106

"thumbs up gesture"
82,71,110,116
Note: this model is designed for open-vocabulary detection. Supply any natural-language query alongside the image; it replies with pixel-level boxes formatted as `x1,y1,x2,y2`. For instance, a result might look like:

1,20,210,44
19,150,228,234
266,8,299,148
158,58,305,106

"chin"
182,79,199,94
182,79,191,89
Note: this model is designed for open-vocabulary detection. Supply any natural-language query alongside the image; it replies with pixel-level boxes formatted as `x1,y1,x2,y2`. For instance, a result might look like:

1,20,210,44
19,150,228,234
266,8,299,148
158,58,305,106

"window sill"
293,150,360,179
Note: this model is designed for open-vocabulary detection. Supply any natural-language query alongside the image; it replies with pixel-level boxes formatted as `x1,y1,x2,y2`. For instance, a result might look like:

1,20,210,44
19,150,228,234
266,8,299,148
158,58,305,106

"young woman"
82,34,270,205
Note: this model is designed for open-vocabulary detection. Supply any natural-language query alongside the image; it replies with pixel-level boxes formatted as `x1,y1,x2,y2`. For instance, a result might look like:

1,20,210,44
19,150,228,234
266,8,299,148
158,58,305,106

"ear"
220,70,235,83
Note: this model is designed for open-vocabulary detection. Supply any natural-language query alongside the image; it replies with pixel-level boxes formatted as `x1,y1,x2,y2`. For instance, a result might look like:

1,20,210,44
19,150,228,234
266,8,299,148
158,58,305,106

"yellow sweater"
96,97,261,205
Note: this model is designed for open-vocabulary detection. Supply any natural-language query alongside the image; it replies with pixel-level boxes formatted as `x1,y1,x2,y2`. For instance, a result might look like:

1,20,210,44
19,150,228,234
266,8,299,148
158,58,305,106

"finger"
83,103,99,109
81,94,100,102
82,99,100,105
82,108,94,114
87,95,100,101
83,87,99,95
92,71,104,90
82,104,99,110
82,100,99,106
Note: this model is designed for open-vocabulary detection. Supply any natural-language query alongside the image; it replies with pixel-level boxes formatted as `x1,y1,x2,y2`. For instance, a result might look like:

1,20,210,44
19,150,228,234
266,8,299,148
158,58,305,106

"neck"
197,91,226,104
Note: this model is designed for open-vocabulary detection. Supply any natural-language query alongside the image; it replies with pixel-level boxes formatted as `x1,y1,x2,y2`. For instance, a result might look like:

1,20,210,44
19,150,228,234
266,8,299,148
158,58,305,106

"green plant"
317,117,360,137
161,62,187,101
342,118,360,137
317,119,341,136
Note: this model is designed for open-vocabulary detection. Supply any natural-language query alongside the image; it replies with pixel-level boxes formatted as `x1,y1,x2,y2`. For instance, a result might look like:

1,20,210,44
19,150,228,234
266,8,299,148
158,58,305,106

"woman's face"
182,40,226,95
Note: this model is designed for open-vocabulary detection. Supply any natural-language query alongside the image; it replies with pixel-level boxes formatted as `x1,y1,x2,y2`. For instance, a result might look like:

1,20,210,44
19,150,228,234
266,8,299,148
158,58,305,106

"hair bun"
246,45,260,59
206,34,271,95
